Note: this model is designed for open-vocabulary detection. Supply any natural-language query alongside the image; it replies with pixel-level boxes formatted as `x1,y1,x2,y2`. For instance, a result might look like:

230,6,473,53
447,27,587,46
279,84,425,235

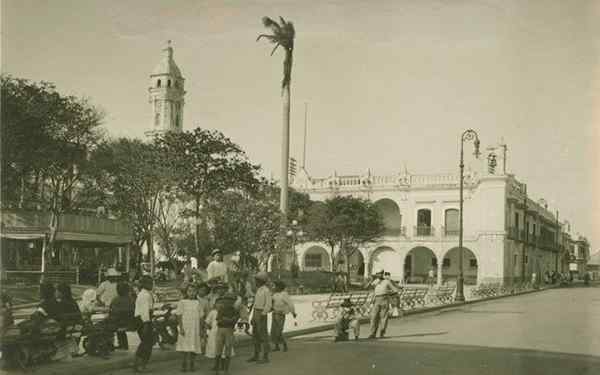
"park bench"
397,287,429,309
426,285,456,305
471,283,503,298
311,291,373,321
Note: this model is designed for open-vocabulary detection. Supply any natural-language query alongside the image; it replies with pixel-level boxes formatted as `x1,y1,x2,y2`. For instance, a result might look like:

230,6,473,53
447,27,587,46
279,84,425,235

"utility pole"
521,184,528,282
302,102,308,169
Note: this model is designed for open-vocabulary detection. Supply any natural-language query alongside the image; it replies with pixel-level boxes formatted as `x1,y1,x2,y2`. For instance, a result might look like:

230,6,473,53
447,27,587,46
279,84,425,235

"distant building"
292,145,587,285
145,40,186,138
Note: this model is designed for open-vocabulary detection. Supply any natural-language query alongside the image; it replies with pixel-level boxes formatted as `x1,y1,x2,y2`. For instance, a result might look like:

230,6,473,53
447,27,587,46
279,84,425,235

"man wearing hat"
207,249,228,284
368,269,399,339
97,268,121,307
247,271,271,364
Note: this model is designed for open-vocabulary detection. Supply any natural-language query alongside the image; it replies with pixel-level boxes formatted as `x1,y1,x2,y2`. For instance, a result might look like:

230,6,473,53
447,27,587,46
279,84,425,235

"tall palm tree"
257,16,295,221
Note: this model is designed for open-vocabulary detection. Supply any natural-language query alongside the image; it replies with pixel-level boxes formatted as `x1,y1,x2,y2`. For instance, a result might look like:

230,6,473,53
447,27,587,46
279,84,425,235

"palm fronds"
257,16,296,89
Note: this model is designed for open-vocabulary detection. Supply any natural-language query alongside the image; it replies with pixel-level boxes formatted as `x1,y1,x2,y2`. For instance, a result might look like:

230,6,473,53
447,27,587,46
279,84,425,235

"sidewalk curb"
10,286,559,375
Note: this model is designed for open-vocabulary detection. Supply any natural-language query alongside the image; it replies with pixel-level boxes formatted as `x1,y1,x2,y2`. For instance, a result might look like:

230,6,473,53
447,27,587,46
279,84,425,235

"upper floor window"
157,79,161,88
514,212,520,229
444,209,459,235
167,79,171,87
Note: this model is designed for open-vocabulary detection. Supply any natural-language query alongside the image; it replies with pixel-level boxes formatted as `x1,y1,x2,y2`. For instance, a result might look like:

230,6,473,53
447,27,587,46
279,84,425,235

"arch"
335,249,365,279
404,246,437,284
369,246,402,279
157,79,161,88
441,247,478,285
303,246,331,271
373,198,403,236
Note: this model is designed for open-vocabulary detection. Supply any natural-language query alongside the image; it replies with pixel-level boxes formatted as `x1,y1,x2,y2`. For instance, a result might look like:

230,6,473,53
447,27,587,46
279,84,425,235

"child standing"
175,284,204,372
271,281,296,352
213,282,240,374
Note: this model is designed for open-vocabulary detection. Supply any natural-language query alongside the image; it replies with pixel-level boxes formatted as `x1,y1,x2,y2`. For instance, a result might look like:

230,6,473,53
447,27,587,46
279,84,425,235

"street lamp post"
455,129,480,303
286,220,304,275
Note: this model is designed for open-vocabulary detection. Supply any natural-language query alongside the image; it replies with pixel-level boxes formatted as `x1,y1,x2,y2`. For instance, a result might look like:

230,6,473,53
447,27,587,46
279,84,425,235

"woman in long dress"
175,285,203,372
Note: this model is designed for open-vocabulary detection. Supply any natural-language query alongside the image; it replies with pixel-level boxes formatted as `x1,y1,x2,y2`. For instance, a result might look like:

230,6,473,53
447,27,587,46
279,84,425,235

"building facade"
291,147,581,285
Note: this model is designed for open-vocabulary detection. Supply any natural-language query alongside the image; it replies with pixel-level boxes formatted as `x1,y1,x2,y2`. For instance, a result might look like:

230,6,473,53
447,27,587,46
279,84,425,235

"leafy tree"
155,128,261,262
306,196,385,285
1,75,105,259
90,138,172,277
257,16,296,219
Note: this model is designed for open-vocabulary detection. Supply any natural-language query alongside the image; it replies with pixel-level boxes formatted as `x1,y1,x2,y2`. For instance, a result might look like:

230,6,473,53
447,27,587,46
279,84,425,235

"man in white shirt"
248,271,271,363
207,249,228,283
97,268,120,306
369,270,400,339
133,275,155,372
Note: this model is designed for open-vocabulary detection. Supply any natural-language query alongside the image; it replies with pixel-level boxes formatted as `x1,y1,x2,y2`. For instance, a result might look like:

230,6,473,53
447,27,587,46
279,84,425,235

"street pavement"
102,285,600,375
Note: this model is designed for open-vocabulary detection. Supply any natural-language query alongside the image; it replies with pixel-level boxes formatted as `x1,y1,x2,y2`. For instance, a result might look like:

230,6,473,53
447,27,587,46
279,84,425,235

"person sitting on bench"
333,298,360,342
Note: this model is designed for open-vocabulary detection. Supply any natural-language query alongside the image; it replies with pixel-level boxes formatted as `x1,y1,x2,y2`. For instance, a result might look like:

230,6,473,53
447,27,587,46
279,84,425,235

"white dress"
175,299,203,353
205,309,235,359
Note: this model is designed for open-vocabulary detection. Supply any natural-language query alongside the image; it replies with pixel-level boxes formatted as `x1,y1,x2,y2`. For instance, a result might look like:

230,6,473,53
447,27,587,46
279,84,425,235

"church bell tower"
146,41,185,137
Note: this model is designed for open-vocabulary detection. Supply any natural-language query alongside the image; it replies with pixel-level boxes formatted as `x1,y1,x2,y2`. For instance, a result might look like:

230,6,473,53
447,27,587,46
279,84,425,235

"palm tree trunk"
280,81,291,219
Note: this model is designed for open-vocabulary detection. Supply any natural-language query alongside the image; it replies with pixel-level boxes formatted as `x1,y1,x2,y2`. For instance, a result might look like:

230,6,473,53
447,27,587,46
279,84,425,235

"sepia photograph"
1,1,599,374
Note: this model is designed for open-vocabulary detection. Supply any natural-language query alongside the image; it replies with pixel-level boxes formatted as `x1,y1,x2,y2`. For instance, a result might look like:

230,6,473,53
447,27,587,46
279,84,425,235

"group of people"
133,248,298,374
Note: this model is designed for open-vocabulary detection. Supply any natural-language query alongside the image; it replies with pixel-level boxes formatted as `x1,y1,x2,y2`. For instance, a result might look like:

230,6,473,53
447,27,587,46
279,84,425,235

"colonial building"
291,145,583,285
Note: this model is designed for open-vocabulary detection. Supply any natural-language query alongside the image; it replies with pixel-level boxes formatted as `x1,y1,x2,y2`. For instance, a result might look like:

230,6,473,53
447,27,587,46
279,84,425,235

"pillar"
437,260,443,286
125,244,131,273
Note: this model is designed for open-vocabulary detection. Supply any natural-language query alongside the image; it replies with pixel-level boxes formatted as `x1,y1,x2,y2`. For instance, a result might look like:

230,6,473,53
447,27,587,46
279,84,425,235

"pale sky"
2,0,599,248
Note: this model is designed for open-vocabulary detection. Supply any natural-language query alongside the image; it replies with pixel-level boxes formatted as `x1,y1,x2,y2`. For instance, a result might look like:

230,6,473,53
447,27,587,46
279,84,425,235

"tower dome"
146,41,186,137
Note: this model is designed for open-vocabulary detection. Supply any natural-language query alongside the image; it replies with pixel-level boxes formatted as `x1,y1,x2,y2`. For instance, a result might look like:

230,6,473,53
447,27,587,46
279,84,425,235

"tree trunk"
19,173,25,209
147,233,155,279
194,196,201,260
280,83,291,218
330,245,335,273
344,250,351,288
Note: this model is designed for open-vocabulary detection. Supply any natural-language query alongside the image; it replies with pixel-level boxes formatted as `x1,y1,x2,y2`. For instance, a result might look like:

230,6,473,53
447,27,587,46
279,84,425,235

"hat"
105,268,121,277
211,249,222,256
254,271,268,281
341,298,353,308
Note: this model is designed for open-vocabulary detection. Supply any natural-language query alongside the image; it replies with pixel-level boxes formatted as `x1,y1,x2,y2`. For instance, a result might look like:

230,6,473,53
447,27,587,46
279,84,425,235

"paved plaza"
103,285,599,375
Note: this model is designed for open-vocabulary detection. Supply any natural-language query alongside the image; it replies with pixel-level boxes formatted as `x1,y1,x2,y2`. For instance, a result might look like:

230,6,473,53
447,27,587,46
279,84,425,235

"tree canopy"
306,196,385,279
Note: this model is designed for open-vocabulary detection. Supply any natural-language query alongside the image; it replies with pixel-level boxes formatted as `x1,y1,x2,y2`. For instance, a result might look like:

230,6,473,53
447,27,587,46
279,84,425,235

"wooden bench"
311,291,373,321
426,286,456,305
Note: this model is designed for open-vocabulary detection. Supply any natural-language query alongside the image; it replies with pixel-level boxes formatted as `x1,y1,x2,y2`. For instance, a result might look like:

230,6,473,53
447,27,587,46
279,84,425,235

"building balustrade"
442,226,460,236
414,225,435,237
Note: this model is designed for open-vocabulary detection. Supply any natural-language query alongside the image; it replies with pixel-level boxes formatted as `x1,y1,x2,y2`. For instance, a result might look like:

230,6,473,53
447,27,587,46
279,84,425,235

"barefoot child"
175,284,203,372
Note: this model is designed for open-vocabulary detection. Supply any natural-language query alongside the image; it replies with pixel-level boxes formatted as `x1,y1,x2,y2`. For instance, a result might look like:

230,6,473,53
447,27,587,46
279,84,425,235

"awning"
0,233,45,240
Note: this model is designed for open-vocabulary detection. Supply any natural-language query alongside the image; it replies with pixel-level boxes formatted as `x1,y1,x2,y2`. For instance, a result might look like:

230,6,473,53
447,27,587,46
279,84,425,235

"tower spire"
146,41,186,138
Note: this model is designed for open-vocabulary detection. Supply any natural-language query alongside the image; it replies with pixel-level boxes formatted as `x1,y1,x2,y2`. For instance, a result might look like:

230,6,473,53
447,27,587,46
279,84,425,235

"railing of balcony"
414,225,435,237
442,226,460,236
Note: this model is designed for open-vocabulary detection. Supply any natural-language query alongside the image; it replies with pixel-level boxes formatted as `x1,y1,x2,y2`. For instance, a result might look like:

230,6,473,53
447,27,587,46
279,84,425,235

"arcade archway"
303,246,331,271
373,199,403,236
441,247,478,285
369,246,402,279
404,246,437,284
